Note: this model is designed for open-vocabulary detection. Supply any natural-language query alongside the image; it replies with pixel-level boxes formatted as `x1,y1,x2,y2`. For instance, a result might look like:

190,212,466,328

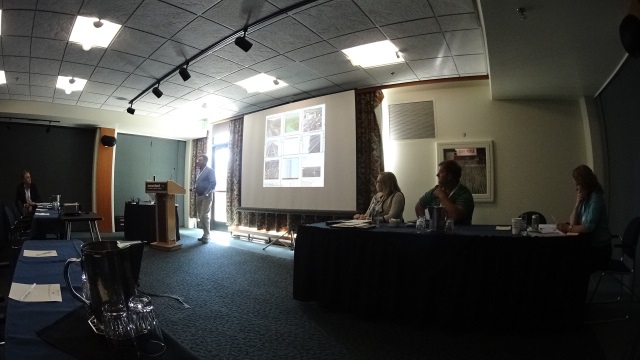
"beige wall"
382,80,591,225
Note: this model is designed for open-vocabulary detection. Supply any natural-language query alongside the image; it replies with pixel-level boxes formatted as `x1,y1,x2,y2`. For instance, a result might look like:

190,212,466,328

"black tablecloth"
124,202,180,243
293,223,591,331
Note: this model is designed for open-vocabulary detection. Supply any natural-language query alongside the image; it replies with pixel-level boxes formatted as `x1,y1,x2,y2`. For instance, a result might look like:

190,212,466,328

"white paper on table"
23,250,58,257
495,226,511,231
35,212,50,216
9,283,62,302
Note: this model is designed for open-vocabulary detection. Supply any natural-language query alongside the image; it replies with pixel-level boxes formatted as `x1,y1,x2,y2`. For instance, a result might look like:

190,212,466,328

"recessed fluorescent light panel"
236,74,288,93
0,71,6,85
0,10,3,35
69,16,121,51
56,76,87,94
342,40,404,68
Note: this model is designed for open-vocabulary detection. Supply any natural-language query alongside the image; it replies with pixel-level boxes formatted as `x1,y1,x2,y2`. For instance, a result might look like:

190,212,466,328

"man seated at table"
415,160,475,225
15,170,41,216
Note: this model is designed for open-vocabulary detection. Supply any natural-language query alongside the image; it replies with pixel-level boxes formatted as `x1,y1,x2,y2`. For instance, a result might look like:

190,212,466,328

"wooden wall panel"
96,128,116,232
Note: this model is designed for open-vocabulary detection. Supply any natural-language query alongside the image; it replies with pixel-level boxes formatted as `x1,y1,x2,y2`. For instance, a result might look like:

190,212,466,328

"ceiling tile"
300,52,354,77
140,92,177,105
90,67,130,85
53,98,79,105
8,85,31,95
202,0,279,30
249,55,295,73
121,74,156,90
3,0,37,9
110,27,167,58
31,38,67,60
133,100,164,111
161,0,221,15
438,13,479,31
126,0,198,38
30,58,62,76
292,0,373,39
150,41,200,66
3,56,31,73
32,11,75,40
98,50,146,73
79,92,110,104
453,54,487,74
250,17,323,53
37,0,84,14
104,96,131,107
241,93,274,105
222,69,266,87
10,94,32,101
59,62,96,79
327,28,387,50
307,85,344,97
83,81,118,95
263,85,306,99
77,101,103,108
111,86,142,98
380,18,441,39
133,59,176,80
215,41,279,67
213,84,252,100
172,17,231,50
355,0,433,26
292,78,337,92
326,69,378,88
31,96,53,102
199,79,232,93
392,33,451,60
0,86,8,95
54,88,81,100
153,81,194,97
63,43,106,66
444,29,484,55
30,74,58,87
5,72,30,85
182,89,209,101
428,0,475,16
1,10,35,36
166,98,192,108
364,63,419,84
2,36,32,56
80,0,145,24
190,55,243,78
267,62,323,84
408,57,458,78
284,41,336,62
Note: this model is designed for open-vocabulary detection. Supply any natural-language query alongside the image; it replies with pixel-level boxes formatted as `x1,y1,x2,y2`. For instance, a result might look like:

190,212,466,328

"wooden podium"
145,180,185,251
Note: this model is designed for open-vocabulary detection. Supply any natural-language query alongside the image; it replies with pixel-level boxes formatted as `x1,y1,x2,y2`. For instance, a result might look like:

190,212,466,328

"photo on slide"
264,159,280,180
284,112,300,133
266,116,282,137
281,157,300,180
265,140,280,158
302,134,321,153
302,106,323,132
282,137,301,155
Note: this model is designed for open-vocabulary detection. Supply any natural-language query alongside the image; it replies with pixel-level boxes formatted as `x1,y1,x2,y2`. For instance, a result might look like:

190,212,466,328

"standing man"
415,160,475,225
16,170,41,215
193,154,216,243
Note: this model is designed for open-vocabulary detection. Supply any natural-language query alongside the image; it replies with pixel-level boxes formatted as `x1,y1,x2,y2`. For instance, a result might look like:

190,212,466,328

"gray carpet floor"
135,230,613,360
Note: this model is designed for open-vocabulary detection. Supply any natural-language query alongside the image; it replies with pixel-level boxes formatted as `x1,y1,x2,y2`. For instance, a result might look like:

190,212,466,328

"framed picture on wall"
436,140,494,202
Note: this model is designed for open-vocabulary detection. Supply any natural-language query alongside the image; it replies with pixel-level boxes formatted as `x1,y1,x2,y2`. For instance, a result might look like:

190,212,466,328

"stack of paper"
330,220,375,229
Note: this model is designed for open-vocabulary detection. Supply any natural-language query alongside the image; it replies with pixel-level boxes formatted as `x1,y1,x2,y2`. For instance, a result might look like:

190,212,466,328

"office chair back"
620,216,640,259
519,211,547,226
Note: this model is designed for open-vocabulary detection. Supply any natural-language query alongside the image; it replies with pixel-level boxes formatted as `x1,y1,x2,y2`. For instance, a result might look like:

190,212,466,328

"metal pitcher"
50,194,61,210
64,241,137,323
427,206,446,231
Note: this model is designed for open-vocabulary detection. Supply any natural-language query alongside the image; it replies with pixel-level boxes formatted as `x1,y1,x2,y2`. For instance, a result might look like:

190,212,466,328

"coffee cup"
511,218,522,235
389,218,401,227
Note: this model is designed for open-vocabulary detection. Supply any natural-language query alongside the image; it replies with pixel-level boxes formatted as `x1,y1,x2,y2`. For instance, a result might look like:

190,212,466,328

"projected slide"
263,104,325,187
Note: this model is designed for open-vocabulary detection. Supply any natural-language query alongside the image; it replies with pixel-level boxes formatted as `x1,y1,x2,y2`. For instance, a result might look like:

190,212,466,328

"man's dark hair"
198,154,208,163
438,160,462,181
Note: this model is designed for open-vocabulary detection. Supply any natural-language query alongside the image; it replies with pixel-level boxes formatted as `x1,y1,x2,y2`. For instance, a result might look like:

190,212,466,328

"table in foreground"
5,240,198,360
293,223,591,331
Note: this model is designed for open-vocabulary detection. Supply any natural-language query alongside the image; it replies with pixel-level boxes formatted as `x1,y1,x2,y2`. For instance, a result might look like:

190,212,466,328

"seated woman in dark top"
354,171,405,223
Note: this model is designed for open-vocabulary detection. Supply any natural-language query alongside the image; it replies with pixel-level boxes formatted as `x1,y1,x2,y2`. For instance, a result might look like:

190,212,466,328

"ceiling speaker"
101,135,117,147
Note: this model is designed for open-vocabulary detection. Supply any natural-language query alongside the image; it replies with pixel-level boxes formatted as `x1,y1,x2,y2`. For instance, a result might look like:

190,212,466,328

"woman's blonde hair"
377,171,401,195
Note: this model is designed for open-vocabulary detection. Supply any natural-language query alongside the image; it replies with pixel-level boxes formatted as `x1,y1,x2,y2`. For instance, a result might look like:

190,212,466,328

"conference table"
31,205,103,241
5,240,198,360
293,223,591,331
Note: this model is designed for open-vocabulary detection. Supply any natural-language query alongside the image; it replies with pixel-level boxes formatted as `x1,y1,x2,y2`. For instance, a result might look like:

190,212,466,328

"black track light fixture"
152,84,163,98
127,102,135,115
234,28,253,53
179,64,191,82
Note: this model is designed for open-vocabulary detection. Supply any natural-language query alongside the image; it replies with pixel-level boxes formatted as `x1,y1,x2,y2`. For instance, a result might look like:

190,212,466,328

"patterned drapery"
226,117,243,226
189,136,208,218
355,90,385,213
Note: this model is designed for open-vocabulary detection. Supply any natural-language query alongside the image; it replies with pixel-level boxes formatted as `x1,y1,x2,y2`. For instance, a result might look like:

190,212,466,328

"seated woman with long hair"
556,164,612,270
354,171,405,223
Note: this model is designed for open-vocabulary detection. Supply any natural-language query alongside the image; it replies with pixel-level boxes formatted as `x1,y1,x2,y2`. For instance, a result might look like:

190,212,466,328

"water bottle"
445,218,454,232
370,207,378,226
531,214,539,231
416,216,426,233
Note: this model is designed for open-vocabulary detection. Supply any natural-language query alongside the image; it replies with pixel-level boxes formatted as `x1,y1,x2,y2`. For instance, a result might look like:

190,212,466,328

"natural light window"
56,76,87,94
0,71,6,85
342,40,404,68
236,73,288,93
69,16,121,51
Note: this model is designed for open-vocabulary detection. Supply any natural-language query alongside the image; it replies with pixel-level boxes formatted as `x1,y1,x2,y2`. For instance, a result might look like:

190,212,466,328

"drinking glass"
102,301,138,360
416,216,426,233
128,294,165,357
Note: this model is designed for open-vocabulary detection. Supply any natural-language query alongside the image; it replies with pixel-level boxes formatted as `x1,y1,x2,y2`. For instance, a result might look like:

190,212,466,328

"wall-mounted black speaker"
101,135,117,147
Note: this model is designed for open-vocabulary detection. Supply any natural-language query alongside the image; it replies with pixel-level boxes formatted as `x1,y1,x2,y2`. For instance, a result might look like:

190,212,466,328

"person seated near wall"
354,171,405,223
555,165,612,271
415,160,475,225
15,170,41,215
